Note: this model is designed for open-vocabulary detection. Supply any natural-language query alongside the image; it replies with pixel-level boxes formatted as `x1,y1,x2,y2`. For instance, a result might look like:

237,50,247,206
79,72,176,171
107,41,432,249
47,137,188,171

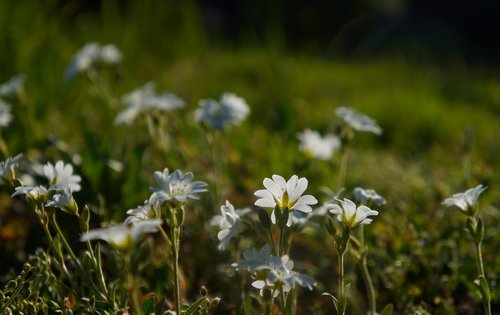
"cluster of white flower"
65,43,122,81
115,82,185,125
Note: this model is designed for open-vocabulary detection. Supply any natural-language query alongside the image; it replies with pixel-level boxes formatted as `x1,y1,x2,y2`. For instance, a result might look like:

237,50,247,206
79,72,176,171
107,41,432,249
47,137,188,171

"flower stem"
171,225,181,313
124,253,142,315
338,250,346,315
474,241,492,315
359,225,376,315
50,211,80,267
279,284,286,313
337,147,349,191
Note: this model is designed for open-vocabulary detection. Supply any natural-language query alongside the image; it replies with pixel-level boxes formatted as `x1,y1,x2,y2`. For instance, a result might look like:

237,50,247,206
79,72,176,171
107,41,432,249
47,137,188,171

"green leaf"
141,296,156,314
380,303,393,315
184,296,208,315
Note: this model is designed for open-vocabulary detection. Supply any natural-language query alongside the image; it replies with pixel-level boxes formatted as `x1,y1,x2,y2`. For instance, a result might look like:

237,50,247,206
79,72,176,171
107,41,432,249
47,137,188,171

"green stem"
475,241,492,315
360,254,376,315
359,225,376,315
337,147,349,191
338,249,346,315
279,226,285,256
124,253,142,315
279,284,286,313
269,229,277,256
50,211,80,267
171,224,181,313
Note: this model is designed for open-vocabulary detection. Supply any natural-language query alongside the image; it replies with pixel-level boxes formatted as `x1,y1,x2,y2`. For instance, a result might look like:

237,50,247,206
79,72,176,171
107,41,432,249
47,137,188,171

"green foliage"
1,0,500,314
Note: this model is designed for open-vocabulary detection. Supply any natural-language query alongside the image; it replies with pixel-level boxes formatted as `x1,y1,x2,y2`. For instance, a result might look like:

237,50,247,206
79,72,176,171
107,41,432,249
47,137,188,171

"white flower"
442,184,487,214
149,168,207,206
43,161,81,192
211,201,250,251
194,93,250,129
46,187,78,215
0,99,12,127
100,44,122,64
335,107,382,135
254,175,318,227
232,244,273,272
115,82,185,125
353,187,386,206
328,198,378,228
264,255,316,292
65,43,122,81
234,248,316,293
0,74,25,97
298,129,340,160
0,154,22,185
12,185,49,202
80,219,162,251
125,200,159,224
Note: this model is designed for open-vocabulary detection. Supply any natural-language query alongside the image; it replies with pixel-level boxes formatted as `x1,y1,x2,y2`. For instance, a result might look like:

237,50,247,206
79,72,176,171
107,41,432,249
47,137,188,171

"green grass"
1,1,499,314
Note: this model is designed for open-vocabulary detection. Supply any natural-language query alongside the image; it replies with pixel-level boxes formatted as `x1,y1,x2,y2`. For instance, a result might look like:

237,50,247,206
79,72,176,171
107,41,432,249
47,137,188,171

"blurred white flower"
0,99,12,127
234,247,316,292
0,154,22,185
232,244,273,272
0,74,25,97
100,44,122,64
65,43,122,81
46,187,78,215
149,168,207,206
80,219,162,251
335,107,382,135
298,129,340,160
442,184,487,214
264,255,316,292
353,187,386,206
115,82,185,125
12,185,49,202
210,201,251,251
43,161,81,192
254,175,318,227
194,93,250,129
125,200,159,224
328,198,378,228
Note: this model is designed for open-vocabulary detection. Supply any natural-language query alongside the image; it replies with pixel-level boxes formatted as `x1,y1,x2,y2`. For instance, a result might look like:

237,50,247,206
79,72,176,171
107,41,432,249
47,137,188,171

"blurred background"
1,0,499,314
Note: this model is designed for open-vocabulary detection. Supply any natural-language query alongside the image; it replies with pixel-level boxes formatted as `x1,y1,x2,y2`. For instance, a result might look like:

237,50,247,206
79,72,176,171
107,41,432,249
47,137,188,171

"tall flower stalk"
443,185,491,315
149,168,207,313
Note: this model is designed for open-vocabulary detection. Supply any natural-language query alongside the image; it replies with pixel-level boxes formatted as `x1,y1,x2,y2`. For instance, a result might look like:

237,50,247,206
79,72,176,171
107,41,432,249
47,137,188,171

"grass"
0,1,499,314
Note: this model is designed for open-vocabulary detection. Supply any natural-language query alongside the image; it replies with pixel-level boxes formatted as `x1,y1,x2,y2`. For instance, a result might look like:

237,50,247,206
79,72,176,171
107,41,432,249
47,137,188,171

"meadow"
0,1,499,314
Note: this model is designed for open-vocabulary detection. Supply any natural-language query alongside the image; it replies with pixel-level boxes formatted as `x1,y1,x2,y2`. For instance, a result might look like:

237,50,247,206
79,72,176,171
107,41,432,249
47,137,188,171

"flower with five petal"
328,198,379,228
335,107,382,135
80,219,162,252
149,168,207,207
254,175,318,227
442,184,487,216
